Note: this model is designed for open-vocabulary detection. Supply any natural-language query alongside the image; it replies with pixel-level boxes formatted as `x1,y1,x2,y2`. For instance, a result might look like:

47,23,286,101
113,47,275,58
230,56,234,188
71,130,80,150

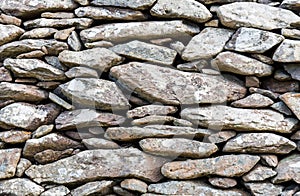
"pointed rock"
284,64,300,81
242,164,277,182
0,148,21,179
91,0,156,10
273,40,300,62
0,24,24,46
231,93,274,108
280,93,300,120
0,178,44,196
24,18,93,29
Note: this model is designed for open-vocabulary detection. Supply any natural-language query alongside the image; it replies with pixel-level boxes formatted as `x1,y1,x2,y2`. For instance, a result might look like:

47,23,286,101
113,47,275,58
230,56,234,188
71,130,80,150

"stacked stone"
0,0,300,195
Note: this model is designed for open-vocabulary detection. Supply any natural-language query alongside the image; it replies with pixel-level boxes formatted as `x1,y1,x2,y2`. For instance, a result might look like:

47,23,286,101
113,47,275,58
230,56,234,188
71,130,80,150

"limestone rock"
32,124,54,139
120,179,148,193
231,93,274,108
34,149,75,164
0,67,12,82
262,78,299,93
49,92,74,110
54,27,75,40
280,93,300,120
182,27,233,61
0,148,21,179
280,0,300,11
0,24,24,46
71,181,114,196
91,0,156,10
24,18,93,29
15,158,32,177
26,148,168,183
65,67,99,79
0,130,31,144
0,103,60,130
40,186,70,196
208,177,237,189
110,40,177,66
57,78,130,110
110,62,246,105
244,182,284,196
161,154,260,179
181,105,298,133
20,28,57,39
82,138,120,149
242,164,277,182
211,52,274,77
84,41,114,49
131,115,193,127
223,133,297,154
0,13,22,26
67,31,82,51
80,20,200,43
249,87,279,100
0,178,44,196
284,64,300,81
217,2,300,30
58,48,123,72
16,50,45,59
282,28,300,39
150,0,212,23
260,155,279,168
207,131,236,144
41,12,75,19
140,138,218,158
225,27,284,53
273,39,300,62
271,102,292,116
127,105,177,118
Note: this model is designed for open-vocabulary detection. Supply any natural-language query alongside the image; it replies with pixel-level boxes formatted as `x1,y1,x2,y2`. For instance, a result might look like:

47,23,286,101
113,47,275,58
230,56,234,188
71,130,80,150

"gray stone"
0,12,21,26
251,54,274,65
120,179,148,193
0,24,24,46
113,186,134,196
0,130,31,144
244,182,284,196
182,27,233,61
84,41,114,49
34,149,75,164
200,0,256,4
32,124,54,139
231,93,274,108
15,158,32,177
65,66,99,79
16,50,45,59
71,181,114,196
0,148,21,179
0,178,44,196
127,105,177,118
273,40,300,62
242,164,277,182
82,138,120,149
280,93,300,120
217,2,300,30
262,78,299,93
208,177,237,189
284,64,300,81
274,69,292,81
74,0,89,6
54,27,75,40
24,18,93,29
20,28,57,39
0,67,12,82
45,56,67,71
41,12,75,19
249,87,279,100
271,101,292,116
282,28,300,39
280,0,300,11
260,155,278,167
91,0,156,10
131,115,193,127
176,60,206,72
49,92,74,110
67,31,82,51
291,131,300,140
207,131,236,144
40,186,70,196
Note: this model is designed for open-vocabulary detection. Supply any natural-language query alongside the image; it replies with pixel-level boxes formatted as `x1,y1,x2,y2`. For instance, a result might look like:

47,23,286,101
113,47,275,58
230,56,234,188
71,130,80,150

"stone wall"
0,0,300,195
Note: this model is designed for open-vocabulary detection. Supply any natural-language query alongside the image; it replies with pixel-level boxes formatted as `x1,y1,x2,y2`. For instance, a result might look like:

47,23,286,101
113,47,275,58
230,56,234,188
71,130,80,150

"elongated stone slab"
91,0,156,10
280,93,300,120
127,105,177,118
181,105,298,133
161,154,260,179
273,39,300,63
26,148,168,184
0,178,44,196
80,20,200,43
217,2,300,30
0,24,24,46
110,62,246,105
24,18,93,29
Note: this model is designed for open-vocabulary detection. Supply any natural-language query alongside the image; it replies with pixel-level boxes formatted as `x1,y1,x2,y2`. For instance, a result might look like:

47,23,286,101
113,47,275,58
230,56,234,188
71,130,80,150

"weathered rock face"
273,40,300,63
0,178,44,196
24,18,93,29
0,130,31,144
242,164,277,182
231,93,274,108
71,180,114,196
284,64,300,81
0,24,24,46
208,177,237,189
20,28,57,39
0,148,21,179
26,148,169,184
127,105,177,118
91,0,156,10
120,178,148,193
244,182,284,196
280,93,300,120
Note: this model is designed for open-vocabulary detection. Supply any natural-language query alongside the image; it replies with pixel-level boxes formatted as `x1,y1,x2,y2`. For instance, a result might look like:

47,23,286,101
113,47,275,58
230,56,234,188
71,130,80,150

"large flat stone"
0,148,21,179
0,178,44,196
24,18,93,29
273,39,300,62
280,93,300,120
26,148,168,184
217,2,300,30
90,0,156,10
0,24,24,46
110,62,246,105
181,105,298,133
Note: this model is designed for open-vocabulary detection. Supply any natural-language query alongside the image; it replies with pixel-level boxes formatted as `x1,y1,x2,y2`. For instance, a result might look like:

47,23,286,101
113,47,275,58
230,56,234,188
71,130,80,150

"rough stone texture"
82,138,120,149
280,93,300,120
0,103,60,130
208,177,237,189
0,178,44,196
24,18,93,29
211,52,274,77
127,105,177,118
110,40,177,66
0,13,22,26
161,154,260,179
284,64,300,81
181,105,298,133
34,149,75,164
273,40,300,62
249,87,279,100
217,2,300,30
57,78,130,110
231,93,274,108
282,28,300,39
131,115,193,127
262,78,299,93
15,158,32,177
54,27,75,41
0,24,24,46
260,155,279,168
91,0,157,10
71,180,114,196
110,62,246,105
58,48,123,72
271,102,292,116
0,148,21,179
150,0,212,23
0,130,31,144
16,50,45,59
41,12,75,19
139,138,218,158
225,27,284,53
244,182,284,196
0,67,12,82
280,0,300,11
182,27,233,61
207,131,236,144
49,92,74,110
20,28,57,39
120,179,148,193
26,148,169,184
67,31,82,51
65,67,99,79
80,20,200,43
242,164,277,182
40,186,70,196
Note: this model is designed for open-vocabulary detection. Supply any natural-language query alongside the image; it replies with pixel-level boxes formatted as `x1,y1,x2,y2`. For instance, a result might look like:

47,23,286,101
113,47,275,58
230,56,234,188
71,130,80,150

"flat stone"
242,164,277,182
231,93,274,108
225,27,284,53
0,13,21,26
249,87,279,100
0,148,21,179
58,48,123,72
110,40,177,66
182,27,233,61
127,105,177,118
82,138,120,149
80,20,200,43
110,62,246,105
271,101,292,116
0,130,31,144
260,155,278,167
176,60,205,72
54,27,75,40
274,69,292,81
208,177,237,189
14,78,38,84
223,133,297,154
244,182,284,196
49,92,74,110
26,148,168,184
291,131,300,140
15,158,32,177
0,82,48,102
280,93,300,120
0,0,77,18
23,133,82,159
207,131,236,144
282,28,300,39
0,39,68,60
0,24,24,46
251,54,274,65
139,138,218,158
131,116,193,127
0,178,44,196
20,28,57,39
0,103,60,130
120,179,147,193
280,0,300,11
67,31,82,51
40,186,70,196
32,124,54,139
65,67,99,79
91,0,156,10
284,64,300,81
217,2,300,30
44,56,67,71
245,76,260,87
4,58,66,81
0,67,12,82
150,0,212,23
74,0,89,6
148,181,248,195
211,52,274,77
71,181,114,196
200,0,256,4
262,78,299,93
105,125,215,142
181,105,297,133
24,18,93,29
41,12,75,19
84,41,114,49
37,81,61,90
272,154,300,184
273,39,300,62
34,149,74,164
16,50,45,59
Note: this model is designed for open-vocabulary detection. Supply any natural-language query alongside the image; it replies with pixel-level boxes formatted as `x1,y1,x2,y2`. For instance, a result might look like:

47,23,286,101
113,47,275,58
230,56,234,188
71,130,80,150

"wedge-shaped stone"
110,40,177,66
57,78,129,110
225,27,284,53
281,93,300,120
273,39,300,62
212,52,274,77
71,181,114,196
244,182,284,196
231,93,274,108
4,58,66,81
20,28,57,39
58,48,123,72
80,20,200,43
40,186,70,196
150,0,212,23
242,164,277,182
110,62,246,105
24,18,93,29
182,27,233,61
26,148,168,184
284,64,300,81
0,148,21,179
91,0,156,10
161,154,260,179
75,6,146,21
217,2,300,30
0,82,48,102
223,133,297,154
105,125,215,141
0,103,60,130
181,105,298,133
0,0,77,18
139,138,218,158
127,105,177,118
0,39,68,60
0,178,44,196
0,24,24,46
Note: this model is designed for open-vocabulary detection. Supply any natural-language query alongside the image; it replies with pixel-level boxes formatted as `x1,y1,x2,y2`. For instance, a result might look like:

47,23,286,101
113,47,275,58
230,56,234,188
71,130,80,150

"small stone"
207,131,236,144
34,148,74,164
0,178,44,196
182,27,233,61
127,105,177,118
91,0,156,10
49,92,74,110
271,101,293,116
205,19,219,27
20,28,57,39
249,87,279,100
0,130,31,144
231,93,274,108
88,127,105,135
120,179,148,193
74,0,89,6
273,39,300,62
82,138,120,149
245,76,260,87
0,148,21,179
150,38,173,46
14,78,38,84
84,41,114,49
244,182,284,196
65,67,98,79
284,64,300,81
16,50,45,59
208,177,237,189
15,158,32,177
131,116,193,127
113,186,135,196
274,69,292,81
24,18,93,29
37,81,61,90
280,0,300,11
0,13,21,26
67,31,82,51
251,54,274,65
242,164,277,182
41,12,75,19
0,24,25,46
282,28,300,40
65,131,94,140
32,124,54,139
0,67,12,82
40,186,70,196
262,78,299,93
71,181,114,196
54,27,75,40
292,131,300,140
260,155,278,167
44,56,67,71
176,60,206,72
169,41,185,55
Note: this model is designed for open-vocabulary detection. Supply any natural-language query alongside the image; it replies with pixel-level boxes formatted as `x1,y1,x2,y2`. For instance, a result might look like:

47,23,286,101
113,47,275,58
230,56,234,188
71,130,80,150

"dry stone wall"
0,0,300,195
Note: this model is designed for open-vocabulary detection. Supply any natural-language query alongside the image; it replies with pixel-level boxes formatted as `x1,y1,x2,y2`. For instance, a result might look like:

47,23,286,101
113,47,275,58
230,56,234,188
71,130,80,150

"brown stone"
208,177,237,189
34,149,74,164
244,182,284,196
0,130,31,144
0,67,12,82
262,78,299,93
0,24,24,46
0,148,21,179
120,179,148,193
